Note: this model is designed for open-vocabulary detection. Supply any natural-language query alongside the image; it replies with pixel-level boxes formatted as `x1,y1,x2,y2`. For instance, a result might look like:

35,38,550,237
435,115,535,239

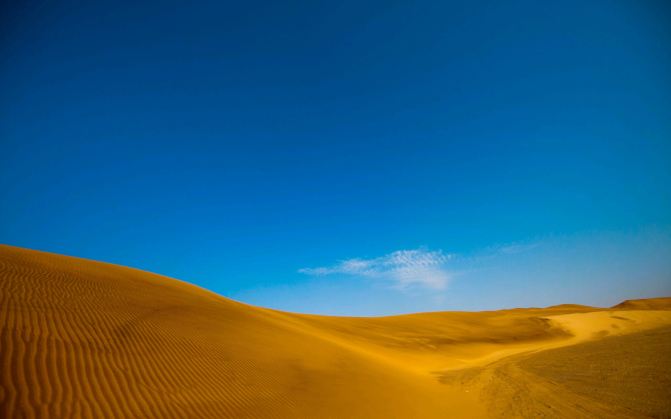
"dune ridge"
1,244,670,418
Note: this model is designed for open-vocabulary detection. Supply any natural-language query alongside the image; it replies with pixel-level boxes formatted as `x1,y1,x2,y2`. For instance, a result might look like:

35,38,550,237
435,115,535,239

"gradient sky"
2,0,670,315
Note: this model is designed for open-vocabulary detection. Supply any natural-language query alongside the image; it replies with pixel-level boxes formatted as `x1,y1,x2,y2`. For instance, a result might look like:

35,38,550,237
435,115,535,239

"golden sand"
1,244,669,418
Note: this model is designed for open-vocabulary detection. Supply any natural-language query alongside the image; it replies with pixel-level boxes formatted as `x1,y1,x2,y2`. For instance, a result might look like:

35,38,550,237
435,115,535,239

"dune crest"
1,245,670,418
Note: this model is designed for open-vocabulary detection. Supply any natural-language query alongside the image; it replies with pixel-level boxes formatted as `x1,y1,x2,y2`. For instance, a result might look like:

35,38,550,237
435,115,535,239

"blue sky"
1,0,670,315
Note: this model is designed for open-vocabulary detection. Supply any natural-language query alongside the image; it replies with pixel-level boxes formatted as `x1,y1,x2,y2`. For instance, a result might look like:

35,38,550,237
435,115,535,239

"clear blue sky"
2,0,670,315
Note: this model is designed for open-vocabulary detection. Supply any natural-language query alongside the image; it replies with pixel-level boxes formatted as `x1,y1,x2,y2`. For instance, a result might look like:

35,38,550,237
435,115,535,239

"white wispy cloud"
496,242,540,255
299,248,454,291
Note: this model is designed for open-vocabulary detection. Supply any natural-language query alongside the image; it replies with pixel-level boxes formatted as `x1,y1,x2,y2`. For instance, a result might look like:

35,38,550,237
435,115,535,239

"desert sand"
1,244,670,418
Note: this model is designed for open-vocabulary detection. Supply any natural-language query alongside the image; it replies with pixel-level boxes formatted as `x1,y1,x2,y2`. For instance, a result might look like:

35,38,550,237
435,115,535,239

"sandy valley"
1,244,670,418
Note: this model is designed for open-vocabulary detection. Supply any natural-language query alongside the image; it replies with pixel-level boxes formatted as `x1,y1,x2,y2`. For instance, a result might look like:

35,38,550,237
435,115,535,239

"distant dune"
612,297,671,310
1,245,670,418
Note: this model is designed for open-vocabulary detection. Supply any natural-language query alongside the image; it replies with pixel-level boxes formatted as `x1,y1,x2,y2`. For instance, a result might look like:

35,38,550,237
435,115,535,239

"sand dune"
1,245,670,418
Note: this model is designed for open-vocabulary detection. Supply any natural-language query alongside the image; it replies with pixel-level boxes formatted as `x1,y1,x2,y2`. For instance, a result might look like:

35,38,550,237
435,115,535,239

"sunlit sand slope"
0,245,481,418
1,245,670,418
